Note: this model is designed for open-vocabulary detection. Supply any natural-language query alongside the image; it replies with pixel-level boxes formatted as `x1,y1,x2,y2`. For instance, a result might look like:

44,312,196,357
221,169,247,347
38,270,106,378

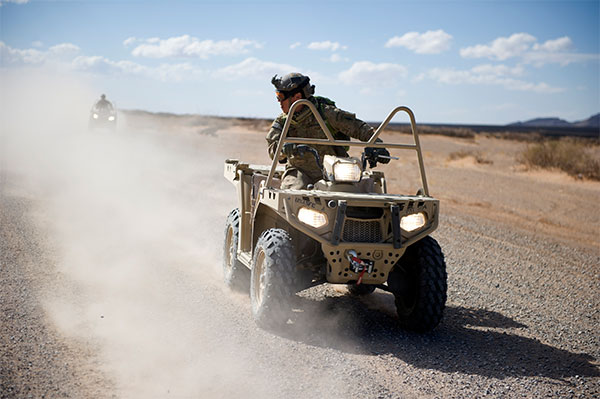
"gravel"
1,193,114,399
1,123,598,398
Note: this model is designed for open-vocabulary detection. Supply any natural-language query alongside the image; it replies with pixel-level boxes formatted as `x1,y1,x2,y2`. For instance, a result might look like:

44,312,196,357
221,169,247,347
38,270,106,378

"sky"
1,0,599,125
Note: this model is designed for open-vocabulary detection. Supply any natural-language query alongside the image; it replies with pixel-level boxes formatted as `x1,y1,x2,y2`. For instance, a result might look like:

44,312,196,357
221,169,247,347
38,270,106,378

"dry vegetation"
448,149,494,165
384,123,476,139
518,139,600,181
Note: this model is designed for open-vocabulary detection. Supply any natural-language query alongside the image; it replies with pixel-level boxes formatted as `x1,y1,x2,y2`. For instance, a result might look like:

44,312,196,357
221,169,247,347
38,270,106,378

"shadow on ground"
275,289,599,381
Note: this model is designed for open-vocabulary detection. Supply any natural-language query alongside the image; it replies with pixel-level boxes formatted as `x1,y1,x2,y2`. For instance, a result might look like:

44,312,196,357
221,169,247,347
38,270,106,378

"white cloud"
213,57,297,80
459,33,596,66
289,42,301,50
1,41,81,65
385,30,452,54
471,63,525,77
523,51,600,67
49,43,81,56
328,53,349,63
71,55,132,75
425,64,564,93
31,40,43,48
130,35,262,59
525,36,598,66
71,55,203,81
0,41,203,82
307,41,347,51
339,61,408,87
0,0,29,5
1,41,45,65
460,33,600,67
123,37,138,47
533,36,572,52
460,33,536,60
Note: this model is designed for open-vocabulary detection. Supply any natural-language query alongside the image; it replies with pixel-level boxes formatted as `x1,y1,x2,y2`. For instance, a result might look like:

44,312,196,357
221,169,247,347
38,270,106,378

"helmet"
271,73,315,99
101,94,106,100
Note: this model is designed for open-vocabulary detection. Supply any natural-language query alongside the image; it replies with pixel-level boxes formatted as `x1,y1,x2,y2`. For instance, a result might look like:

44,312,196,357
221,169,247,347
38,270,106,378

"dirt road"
1,108,599,398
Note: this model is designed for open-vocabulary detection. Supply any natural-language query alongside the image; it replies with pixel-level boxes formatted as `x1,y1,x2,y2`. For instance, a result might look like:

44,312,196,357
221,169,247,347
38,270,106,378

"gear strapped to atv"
223,99,447,332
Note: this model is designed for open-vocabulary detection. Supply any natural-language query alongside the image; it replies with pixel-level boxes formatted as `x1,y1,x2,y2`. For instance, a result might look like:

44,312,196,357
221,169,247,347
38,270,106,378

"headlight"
323,155,363,183
93,113,99,119
108,116,115,121
298,207,328,228
400,212,426,232
333,162,362,183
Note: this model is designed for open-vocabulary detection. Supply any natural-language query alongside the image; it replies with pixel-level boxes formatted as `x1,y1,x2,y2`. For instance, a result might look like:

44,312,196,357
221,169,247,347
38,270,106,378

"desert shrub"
448,150,493,164
384,124,476,139
519,140,600,180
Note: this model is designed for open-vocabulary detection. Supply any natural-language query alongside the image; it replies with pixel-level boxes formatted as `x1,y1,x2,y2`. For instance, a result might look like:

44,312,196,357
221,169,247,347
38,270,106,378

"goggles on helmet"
276,91,291,102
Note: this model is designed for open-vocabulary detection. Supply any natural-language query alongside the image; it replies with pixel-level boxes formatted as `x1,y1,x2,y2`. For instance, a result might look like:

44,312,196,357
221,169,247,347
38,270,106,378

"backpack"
314,96,350,156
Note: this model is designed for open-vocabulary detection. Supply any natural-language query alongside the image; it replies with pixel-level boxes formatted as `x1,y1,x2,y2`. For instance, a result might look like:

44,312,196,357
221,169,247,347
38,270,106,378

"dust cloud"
0,70,277,397
2,69,369,399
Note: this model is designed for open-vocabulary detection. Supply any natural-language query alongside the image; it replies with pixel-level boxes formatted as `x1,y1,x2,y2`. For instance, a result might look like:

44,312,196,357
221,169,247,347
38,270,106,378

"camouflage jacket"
266,96,374,175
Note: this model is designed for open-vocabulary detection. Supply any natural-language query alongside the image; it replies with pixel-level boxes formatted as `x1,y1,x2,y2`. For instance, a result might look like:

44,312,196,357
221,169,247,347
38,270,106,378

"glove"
281,144,323,170
283,143,312,158
282,143,298,158
375,147,391,164
364,146,391,168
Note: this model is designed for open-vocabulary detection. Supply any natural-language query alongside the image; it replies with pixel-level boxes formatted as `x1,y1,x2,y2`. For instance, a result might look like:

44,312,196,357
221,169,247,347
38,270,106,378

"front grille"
342,219,382,243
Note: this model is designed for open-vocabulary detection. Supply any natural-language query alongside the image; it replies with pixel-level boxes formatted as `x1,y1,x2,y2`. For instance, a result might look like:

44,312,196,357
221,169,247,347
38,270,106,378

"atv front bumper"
262,188,439,285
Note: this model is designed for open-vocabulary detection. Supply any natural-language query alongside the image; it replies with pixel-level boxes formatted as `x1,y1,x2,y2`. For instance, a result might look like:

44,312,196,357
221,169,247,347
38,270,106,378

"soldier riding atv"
223,78,447,333
89,94,117,130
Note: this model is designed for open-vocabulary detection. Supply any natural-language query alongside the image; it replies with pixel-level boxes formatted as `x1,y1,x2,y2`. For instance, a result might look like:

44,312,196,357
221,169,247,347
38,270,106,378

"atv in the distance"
223,99,447,332
88,105,117,131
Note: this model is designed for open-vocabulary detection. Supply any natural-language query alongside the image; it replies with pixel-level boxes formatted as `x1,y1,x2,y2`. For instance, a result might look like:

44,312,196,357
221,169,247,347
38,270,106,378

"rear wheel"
251,229,299,329
222,209,247,291
388,236,447,332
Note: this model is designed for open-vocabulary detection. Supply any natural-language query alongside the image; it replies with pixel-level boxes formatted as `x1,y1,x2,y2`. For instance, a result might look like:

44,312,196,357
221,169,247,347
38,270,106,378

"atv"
223,100,447,332
88,104,117,131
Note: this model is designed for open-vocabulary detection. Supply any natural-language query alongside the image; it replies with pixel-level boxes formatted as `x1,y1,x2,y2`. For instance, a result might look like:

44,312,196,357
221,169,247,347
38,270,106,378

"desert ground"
1,104,599,398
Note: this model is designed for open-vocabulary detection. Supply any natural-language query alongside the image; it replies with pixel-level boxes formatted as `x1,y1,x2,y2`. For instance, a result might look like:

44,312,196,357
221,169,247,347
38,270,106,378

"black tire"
222,209,247,291
388,236,447,332
347,283,376,296
250,228,299,329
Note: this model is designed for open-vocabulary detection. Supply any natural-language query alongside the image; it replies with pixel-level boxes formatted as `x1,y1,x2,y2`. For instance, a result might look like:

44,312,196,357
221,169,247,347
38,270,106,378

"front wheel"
388,236,447,332
250,229,299,329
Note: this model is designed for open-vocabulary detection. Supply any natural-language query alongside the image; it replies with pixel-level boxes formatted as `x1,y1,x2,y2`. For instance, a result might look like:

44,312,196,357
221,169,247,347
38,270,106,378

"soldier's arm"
266,114,287,160
323,105,374,142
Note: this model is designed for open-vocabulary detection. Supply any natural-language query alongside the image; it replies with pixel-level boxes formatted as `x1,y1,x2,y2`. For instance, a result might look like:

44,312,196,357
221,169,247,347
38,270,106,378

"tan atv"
223,99,447,332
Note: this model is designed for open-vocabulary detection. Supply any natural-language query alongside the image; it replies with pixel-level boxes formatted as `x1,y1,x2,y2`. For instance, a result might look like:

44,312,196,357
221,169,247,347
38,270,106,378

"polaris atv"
223,100,447,332
88,105,117,131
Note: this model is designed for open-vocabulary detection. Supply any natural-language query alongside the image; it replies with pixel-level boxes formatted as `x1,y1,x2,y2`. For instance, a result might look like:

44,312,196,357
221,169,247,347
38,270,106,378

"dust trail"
0,70,278,397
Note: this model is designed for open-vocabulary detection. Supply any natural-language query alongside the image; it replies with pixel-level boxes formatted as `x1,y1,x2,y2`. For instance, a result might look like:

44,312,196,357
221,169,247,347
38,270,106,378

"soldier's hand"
376,147,391,164
364,146,391,167
282,143,298,158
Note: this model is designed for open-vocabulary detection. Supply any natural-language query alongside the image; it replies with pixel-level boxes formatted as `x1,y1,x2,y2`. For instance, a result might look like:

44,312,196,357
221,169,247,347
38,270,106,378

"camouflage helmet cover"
271,72,315,99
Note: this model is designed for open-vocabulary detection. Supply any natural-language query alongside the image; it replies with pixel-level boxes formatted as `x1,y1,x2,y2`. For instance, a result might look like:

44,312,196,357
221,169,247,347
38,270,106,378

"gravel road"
1,115,599,398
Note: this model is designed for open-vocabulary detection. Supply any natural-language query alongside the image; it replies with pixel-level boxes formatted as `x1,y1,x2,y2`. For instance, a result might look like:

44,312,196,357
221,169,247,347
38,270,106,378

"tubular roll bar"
265,99,429,196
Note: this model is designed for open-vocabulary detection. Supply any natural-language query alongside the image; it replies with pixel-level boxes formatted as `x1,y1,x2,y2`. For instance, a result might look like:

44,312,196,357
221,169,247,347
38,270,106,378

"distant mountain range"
509,113,599,128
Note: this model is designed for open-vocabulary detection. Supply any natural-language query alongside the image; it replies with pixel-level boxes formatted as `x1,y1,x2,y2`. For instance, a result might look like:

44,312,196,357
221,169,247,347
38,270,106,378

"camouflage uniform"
266,96,374,189
95,96,113,111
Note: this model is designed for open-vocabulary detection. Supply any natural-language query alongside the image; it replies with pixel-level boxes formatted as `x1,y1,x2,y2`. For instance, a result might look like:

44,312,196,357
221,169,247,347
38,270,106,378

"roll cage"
265,99,430,195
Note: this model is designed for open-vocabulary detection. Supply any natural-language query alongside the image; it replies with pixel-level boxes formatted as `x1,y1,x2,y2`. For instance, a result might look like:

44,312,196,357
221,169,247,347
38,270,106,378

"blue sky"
1,0,598,124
